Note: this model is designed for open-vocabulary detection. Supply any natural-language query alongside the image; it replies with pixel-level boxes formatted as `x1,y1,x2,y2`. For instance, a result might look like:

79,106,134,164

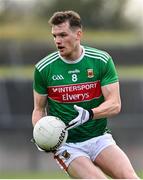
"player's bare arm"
32,90,47,126
92,82,121,119
68,82,121,129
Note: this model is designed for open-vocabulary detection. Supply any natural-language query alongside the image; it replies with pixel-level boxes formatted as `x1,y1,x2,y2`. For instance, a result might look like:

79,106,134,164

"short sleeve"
33,67,47,95
100,56,119,86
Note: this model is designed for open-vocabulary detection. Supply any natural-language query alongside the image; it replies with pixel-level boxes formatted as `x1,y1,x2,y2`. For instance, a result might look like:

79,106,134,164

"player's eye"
60,33,67,38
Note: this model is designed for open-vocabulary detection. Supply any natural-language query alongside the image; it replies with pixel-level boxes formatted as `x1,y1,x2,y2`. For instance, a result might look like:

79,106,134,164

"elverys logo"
48,81,102,103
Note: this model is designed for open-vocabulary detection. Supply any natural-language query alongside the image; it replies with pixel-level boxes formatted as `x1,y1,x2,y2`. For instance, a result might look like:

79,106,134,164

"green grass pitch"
0,170,143,179
0,171,69,179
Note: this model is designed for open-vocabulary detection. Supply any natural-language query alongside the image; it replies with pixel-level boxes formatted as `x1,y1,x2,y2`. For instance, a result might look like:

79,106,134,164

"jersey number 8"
72,74,78,82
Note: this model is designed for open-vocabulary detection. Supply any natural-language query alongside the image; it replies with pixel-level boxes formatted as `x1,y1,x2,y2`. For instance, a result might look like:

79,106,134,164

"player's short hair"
49,10,82,29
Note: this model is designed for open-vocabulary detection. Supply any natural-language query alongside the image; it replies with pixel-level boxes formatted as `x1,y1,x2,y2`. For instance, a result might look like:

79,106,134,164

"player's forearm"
92,99,121,119
32,108,47,126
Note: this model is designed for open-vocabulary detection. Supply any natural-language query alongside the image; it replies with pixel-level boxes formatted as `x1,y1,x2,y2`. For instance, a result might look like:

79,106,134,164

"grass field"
0,171,69,179
0,170,142,179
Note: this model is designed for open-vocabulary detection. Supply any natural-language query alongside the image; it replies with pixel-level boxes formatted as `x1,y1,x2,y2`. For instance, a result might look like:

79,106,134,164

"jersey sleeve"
100,56,119,86
33,67,47,95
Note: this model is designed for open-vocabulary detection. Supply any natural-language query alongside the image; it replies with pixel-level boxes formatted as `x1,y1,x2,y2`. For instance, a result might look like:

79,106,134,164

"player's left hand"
31,138,45,151
67,105,94,130
31,138,56,153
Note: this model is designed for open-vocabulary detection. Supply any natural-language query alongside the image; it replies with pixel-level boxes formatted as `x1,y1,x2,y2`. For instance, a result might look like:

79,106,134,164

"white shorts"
53,133,116,171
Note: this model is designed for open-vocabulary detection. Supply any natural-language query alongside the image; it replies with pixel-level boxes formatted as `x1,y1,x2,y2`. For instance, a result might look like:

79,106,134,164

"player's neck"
63,45,83,61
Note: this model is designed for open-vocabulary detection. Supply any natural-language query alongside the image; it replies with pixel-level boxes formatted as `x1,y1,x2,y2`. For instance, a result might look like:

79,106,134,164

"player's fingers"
74,105,82,111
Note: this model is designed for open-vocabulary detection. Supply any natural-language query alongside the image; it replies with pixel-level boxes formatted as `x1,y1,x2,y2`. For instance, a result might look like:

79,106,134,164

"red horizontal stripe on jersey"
47,81,102,103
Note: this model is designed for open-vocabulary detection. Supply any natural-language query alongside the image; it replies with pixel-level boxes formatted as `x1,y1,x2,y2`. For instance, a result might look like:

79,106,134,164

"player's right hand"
66,105,94,130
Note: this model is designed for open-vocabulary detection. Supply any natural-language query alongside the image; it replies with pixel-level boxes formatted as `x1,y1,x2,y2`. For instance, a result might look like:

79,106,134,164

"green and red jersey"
33,46,118,142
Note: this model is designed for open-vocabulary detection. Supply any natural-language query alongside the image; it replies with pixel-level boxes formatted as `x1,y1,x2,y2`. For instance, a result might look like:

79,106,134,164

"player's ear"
76,29,82,40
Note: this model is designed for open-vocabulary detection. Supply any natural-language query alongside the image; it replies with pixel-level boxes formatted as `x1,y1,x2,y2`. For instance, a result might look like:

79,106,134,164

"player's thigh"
94,144,138,179
67,156,107,179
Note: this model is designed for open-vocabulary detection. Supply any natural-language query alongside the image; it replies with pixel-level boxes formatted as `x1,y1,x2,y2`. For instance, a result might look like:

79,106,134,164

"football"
33,116,68,151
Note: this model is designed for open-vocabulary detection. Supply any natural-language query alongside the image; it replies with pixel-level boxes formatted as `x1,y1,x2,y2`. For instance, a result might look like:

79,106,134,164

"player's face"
51,21,82,60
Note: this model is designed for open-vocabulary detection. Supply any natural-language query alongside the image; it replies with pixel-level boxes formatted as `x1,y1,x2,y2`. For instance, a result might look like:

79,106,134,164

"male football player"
32,10,139,179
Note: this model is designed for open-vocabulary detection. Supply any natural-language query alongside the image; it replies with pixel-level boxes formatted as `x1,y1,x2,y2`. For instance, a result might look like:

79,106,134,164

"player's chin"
59,50,66,57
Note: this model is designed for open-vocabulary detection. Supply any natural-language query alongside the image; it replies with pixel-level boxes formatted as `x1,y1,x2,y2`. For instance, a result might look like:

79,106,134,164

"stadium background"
0,0,143,178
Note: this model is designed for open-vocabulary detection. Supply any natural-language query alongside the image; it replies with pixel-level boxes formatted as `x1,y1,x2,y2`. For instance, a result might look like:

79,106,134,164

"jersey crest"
87,69,94,78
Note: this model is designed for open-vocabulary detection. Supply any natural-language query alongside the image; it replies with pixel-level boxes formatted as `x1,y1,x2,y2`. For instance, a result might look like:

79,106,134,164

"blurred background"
0,0,143,178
